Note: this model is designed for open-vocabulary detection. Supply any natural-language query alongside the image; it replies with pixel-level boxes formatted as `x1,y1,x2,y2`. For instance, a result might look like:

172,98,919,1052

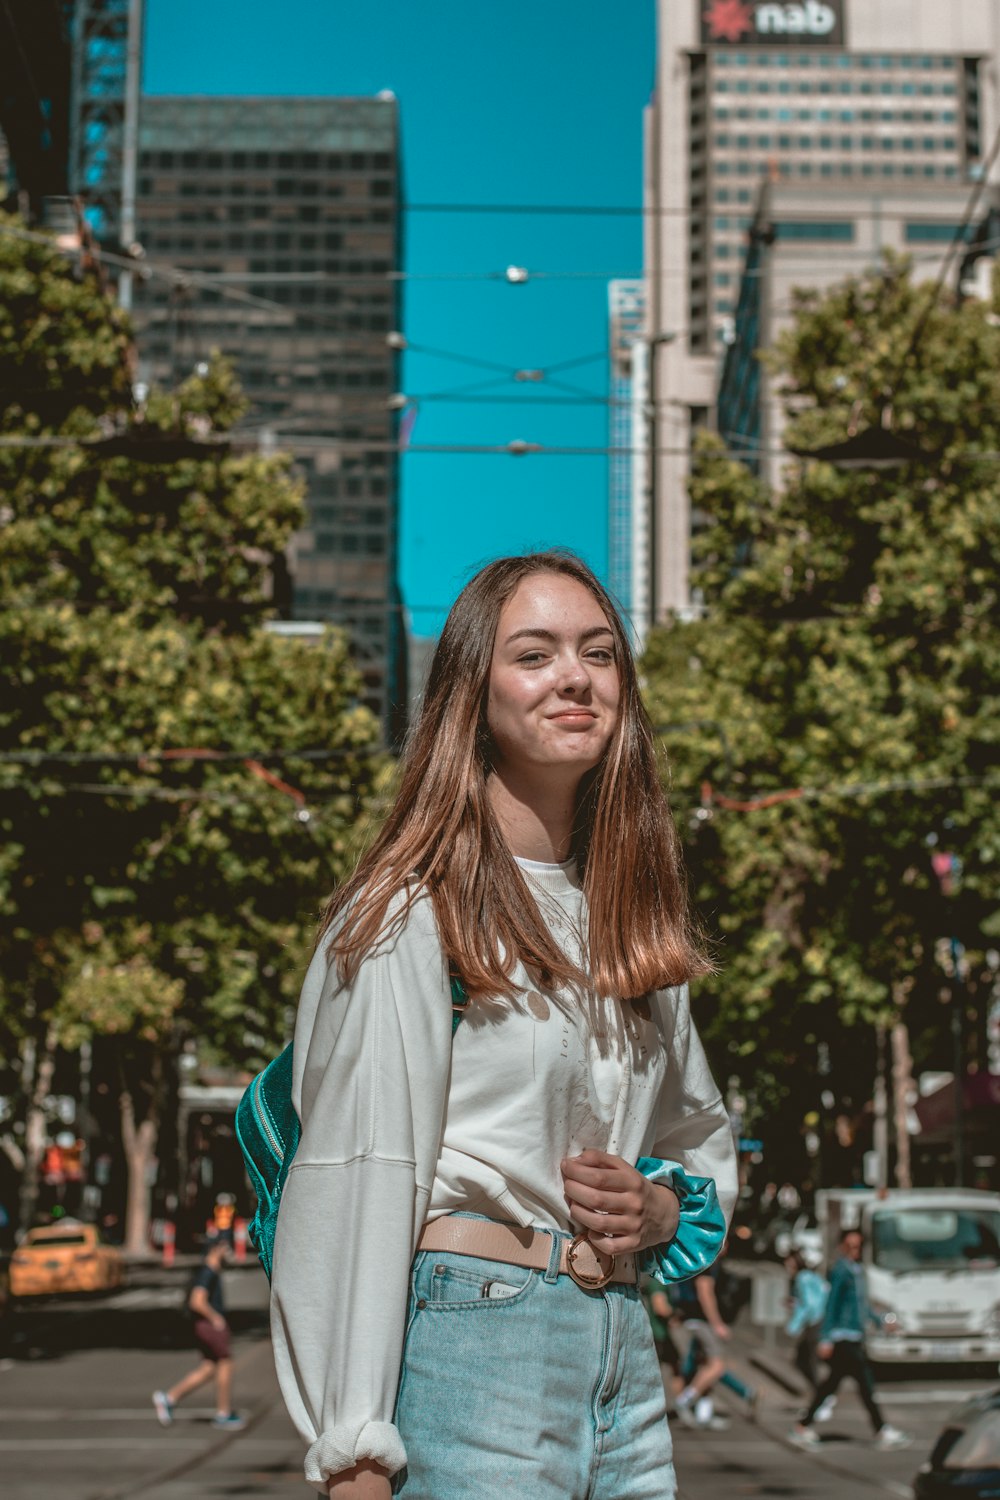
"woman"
270,551,738,1499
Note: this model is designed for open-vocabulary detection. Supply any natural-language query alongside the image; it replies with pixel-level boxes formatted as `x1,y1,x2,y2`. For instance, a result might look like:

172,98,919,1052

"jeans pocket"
413,1253,537,1311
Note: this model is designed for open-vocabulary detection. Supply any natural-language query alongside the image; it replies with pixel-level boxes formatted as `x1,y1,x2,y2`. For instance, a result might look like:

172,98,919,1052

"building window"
904,221,971,243
774,220,855,241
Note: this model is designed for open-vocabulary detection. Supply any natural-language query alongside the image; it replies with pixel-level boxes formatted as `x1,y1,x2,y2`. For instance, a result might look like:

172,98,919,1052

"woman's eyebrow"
504,625,615,645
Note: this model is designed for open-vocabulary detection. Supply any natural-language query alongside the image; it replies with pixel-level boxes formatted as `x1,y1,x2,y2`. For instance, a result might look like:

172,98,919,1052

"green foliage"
0,216,386,1174
644,257,1000,1140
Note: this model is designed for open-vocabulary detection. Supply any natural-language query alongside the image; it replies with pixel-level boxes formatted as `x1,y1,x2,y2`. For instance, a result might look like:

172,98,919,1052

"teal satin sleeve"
635,1156,726,1282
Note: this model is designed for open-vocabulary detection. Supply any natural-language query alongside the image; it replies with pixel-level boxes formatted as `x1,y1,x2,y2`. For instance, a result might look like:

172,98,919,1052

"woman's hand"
326,1461,391,1499
560,1150,680,1256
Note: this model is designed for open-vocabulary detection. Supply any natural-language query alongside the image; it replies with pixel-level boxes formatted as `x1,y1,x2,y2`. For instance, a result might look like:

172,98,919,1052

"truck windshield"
871,1209,1000,1273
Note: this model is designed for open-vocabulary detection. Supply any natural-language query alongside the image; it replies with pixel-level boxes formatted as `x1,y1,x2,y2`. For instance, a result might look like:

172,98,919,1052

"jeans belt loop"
543,1228,562,1284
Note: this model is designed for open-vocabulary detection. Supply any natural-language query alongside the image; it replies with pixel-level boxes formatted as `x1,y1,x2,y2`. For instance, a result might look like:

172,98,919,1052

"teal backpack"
235,974,468,1280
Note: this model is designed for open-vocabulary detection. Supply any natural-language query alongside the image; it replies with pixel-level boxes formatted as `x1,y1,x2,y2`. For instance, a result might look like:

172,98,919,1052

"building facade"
646,0,1000,616
132,95,405,737
717,176,987,488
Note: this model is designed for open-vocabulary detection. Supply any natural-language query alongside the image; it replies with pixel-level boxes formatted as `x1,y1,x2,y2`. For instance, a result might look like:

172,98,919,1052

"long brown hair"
320,550,710,1000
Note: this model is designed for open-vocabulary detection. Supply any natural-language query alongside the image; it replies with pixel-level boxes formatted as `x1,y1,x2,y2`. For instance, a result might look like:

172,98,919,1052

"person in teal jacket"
790,1229,909,1452
784,1251,828,1388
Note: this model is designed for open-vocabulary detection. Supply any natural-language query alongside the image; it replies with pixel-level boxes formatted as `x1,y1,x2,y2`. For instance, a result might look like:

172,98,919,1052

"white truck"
815,1187,1000,1365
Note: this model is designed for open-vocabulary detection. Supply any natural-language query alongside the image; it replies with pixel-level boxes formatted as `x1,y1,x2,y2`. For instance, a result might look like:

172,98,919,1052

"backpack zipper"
253,1072,284,1166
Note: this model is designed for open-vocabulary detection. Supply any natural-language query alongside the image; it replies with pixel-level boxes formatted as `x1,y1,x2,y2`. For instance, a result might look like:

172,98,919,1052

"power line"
0,433,778,456
699,772,1000,815
4,766,994,818
0,746,384,766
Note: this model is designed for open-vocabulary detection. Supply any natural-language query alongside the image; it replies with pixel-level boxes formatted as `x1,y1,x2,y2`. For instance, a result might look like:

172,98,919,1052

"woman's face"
486,572,621,780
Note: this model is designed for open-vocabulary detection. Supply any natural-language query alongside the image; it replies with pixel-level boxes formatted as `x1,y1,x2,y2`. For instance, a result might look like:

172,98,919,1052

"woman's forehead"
498,572,613,632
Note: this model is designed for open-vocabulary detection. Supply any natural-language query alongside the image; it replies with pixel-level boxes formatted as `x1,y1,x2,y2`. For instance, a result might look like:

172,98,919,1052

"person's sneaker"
152,1391,174,1427
814,1396,836,1424
876,1425,911,1451
212,1412,246,1430
788,1424,821,1450
673,1401,700,1429
211,1412,246,1430
704,1413,731,1431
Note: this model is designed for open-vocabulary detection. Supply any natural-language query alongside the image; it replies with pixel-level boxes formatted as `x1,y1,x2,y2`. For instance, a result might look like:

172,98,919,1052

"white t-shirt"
270,858,737,1488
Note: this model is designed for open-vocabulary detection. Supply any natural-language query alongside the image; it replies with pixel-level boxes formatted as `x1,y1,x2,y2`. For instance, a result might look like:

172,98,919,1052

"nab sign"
701,1,845,46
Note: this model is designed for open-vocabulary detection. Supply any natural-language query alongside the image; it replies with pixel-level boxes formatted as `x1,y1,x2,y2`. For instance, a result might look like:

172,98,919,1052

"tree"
643,254,1000,1176
0,213,385,1246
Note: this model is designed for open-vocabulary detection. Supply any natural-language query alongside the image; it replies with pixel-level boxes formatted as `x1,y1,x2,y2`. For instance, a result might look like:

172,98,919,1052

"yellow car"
10,1221,125,1297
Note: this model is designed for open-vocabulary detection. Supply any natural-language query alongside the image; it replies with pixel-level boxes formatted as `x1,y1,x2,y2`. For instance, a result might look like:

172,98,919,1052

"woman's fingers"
561,1152,639,1193
562,1173,639,1215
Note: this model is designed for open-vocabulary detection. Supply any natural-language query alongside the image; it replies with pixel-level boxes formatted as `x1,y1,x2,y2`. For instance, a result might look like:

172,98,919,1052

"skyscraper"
645,0,1000,617
607,279,651,645
131,95,405,737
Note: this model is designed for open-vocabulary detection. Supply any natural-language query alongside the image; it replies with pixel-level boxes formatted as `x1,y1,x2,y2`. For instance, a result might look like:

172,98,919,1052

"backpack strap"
449,970,469,1036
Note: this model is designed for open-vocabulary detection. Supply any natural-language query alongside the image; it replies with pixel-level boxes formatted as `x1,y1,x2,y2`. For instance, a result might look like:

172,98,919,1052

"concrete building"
132,95,406,738
645,0,1000,616
717,176,995,490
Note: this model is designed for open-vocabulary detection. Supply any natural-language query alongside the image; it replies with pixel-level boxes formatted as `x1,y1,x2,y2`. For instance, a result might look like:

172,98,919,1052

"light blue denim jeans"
392,1216,676,1499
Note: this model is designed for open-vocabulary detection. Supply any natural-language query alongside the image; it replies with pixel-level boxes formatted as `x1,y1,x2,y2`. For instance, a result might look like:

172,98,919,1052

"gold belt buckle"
566,1232,616,1289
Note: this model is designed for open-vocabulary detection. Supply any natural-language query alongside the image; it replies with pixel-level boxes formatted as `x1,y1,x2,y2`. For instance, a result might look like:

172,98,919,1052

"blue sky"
144,0,655,635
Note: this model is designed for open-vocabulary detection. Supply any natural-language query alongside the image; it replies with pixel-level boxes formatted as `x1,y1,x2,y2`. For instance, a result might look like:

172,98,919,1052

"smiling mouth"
548,711,597,722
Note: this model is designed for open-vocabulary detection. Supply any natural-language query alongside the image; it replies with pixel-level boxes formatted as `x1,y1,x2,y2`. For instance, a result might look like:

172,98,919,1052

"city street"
1,1262,995,1499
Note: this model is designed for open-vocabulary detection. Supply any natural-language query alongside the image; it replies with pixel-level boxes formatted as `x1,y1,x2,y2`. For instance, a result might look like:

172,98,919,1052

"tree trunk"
119,1049,164,1256
892,1019,915,1190
19,1025,58,1235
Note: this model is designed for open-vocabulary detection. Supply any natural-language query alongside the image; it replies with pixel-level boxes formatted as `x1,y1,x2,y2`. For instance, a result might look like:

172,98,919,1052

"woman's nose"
558,656,590,693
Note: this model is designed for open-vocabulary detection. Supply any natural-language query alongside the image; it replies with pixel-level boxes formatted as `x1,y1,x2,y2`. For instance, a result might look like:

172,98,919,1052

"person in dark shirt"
152,1235,244,1430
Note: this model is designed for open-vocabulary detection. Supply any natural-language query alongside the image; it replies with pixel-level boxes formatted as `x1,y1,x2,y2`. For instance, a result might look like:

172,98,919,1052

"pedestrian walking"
268,552,738,1498
783,1249,835,1422
789,1228,909,1451
152,1235,245,1430
642,1272,684,1391
672,1247,757,1429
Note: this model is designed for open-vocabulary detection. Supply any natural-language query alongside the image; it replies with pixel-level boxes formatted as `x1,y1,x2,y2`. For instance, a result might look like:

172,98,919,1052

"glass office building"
132,95,405,738
607,280,651,644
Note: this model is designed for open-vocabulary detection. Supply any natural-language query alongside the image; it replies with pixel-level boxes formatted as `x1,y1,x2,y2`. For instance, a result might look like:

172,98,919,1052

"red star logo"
704,0,755,42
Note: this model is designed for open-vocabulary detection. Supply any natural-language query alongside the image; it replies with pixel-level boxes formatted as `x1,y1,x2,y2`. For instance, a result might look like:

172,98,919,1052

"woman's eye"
586,650,615,664
516,652,546,665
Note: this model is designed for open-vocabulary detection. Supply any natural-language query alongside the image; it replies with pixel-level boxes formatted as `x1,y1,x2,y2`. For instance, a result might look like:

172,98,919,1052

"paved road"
671,1322,995,1500
1,1263,995,1498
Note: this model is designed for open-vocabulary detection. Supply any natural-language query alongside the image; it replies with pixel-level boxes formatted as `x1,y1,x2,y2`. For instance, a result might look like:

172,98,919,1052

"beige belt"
416,1215,637,1290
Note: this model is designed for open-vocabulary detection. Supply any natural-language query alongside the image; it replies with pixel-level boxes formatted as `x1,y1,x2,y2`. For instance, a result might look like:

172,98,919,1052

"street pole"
950,936,966,1187
77,1038,95,1220
873,1023,889,1191
117,0,145,312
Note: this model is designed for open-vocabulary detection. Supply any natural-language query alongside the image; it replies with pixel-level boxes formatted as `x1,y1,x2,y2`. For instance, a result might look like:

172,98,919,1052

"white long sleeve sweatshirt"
269,858,737,1489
